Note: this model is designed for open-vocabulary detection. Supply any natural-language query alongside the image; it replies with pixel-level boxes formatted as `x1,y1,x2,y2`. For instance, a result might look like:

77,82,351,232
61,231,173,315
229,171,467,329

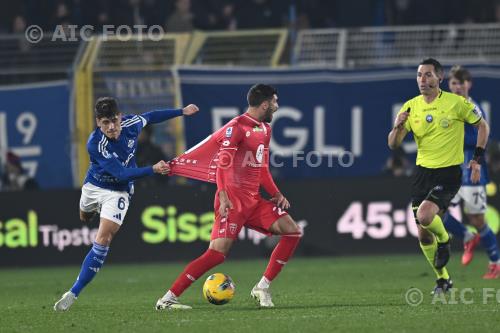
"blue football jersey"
461,98,489,186
84,109,182,193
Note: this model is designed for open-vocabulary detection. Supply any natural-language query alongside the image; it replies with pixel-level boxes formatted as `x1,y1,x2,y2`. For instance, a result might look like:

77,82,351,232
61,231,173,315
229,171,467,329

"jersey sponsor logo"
253,125,264,132
225,127,233,138
256,144,264,163
426,115,433,123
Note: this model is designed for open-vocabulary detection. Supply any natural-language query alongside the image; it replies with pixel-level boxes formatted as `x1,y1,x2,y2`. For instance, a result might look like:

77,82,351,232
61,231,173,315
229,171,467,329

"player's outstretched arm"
152,160,170,175
102,157,171,182
90,141,169,182
140,104,199,125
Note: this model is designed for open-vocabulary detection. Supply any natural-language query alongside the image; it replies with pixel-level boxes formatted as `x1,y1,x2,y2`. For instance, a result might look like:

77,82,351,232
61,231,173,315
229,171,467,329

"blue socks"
443,213,468,239
70,242,109,296
445,212,500,263
478,225,500,263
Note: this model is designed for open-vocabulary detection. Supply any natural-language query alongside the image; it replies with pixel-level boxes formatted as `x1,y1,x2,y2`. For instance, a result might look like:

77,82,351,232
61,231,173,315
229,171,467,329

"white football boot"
155,295,192,310
250,285,274,307
54,291,77,311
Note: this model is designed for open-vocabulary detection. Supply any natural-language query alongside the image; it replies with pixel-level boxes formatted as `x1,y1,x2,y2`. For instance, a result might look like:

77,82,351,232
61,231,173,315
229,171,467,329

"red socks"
264,233,302,281
170,233,301,297
170,249,225,297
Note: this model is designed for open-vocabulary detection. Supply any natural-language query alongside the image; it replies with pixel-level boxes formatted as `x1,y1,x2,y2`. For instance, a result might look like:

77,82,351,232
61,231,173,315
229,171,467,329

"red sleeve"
216,122,244,191
260,124,279,196
260,147,279,196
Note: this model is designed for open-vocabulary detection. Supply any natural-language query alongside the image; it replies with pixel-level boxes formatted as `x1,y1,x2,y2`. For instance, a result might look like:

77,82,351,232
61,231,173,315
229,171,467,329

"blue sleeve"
140,109,183,125
89,142,154,182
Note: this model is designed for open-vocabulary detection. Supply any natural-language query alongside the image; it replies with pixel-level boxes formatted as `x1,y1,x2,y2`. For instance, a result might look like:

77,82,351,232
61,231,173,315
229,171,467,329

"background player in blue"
54,97,199,311
443,66,500,279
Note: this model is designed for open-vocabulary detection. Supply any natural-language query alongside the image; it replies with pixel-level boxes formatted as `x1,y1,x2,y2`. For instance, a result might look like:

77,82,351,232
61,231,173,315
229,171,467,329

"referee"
388,58,489,294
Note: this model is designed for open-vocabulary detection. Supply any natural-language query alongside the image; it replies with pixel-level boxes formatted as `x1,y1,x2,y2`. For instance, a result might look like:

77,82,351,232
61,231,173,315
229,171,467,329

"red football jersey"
169,113,279,196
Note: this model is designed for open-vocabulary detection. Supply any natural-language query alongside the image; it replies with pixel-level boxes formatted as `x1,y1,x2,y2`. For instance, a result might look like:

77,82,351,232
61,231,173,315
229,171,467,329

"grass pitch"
1,254,500,332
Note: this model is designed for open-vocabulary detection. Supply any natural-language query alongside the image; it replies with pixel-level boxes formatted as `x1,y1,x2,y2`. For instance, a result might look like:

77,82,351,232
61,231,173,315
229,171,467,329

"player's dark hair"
449,65,472,82
95,97,119,119
420,58,444,78
247,84,277,107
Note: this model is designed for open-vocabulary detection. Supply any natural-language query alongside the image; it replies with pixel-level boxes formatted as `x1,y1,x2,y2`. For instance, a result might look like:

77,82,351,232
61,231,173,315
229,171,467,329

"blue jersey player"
443,66,500,279
54,97,199,311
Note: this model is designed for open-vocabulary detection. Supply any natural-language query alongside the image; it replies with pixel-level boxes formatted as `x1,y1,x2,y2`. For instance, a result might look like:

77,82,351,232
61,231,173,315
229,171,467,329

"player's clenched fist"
182,104,199,116
153,160,170,175
394,107,410,130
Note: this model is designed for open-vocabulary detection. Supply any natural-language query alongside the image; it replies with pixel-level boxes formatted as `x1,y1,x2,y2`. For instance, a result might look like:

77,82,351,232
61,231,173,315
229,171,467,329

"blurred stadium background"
2,0,500,331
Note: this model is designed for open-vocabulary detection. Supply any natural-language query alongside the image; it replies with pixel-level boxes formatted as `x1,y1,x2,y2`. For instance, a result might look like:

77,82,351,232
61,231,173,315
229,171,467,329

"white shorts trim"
79,183,130,225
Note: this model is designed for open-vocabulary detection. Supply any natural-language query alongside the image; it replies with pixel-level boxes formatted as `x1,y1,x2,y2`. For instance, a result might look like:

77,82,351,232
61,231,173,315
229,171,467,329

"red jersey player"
156,84,302,309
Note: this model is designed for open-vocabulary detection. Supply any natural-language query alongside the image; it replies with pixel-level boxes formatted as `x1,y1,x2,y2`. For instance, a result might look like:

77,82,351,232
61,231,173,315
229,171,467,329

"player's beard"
263,105,275,123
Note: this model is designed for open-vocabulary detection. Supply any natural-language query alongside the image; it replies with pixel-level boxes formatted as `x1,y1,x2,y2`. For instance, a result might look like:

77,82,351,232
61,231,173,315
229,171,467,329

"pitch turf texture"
2,255,500,332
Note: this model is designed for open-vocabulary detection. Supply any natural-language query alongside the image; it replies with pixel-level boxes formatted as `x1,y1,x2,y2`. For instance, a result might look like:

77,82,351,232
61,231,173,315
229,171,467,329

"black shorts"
411,165,462,213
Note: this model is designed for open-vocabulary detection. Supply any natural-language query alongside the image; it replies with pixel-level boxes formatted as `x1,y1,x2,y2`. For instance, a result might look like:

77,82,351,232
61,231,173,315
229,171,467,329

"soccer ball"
202,273,235,305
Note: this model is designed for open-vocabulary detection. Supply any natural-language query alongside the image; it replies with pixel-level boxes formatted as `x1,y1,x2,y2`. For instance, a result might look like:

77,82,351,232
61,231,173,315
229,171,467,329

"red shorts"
211,190,288,240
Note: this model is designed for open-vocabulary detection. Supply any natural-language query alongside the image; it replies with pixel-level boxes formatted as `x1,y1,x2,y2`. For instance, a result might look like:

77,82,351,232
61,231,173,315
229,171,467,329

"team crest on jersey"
426,115,433,123
246,131,251,137
128,139,134,148
229,223,237,234
222,140,230,146
225,127,233,138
